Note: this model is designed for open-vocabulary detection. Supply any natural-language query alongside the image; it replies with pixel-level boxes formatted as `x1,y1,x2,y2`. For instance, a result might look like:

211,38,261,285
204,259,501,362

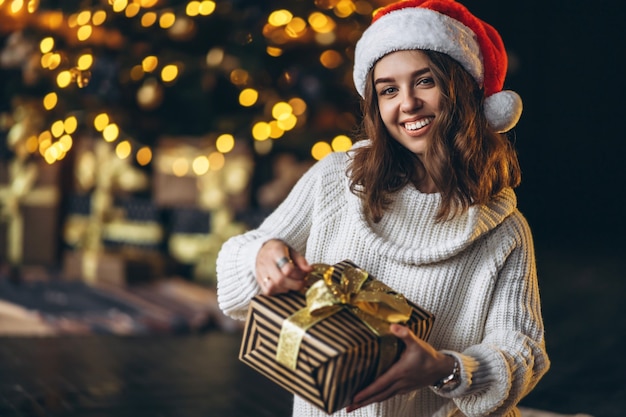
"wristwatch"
431,354,461,392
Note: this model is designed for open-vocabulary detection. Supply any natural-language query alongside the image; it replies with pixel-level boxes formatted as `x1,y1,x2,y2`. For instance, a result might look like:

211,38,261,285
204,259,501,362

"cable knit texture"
216,149,550,417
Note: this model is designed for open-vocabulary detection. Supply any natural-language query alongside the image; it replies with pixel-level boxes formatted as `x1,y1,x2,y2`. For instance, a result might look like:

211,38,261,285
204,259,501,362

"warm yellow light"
58,134,73,152
238,88,258,107
39,136,52,157
43,92,57,110
50,120,64,138
77,25,92,41
38,130,52,144
27,0,39,13
141,11,157,27
64,116,78,134
94,113,109,131
11,0,24,13
112,0,128,13
216,133,235,153
142,55,158,72
308,12,335,33
25,135,39,153
285,17,307,38
136,146,152,166
125,3,140,18
77,54,93,70
277,113,297,131
161,64,178,82
67,13,78,28
192,156,209,175
140,0,158,7
208,151,225,171
76,10,91,26
266,46,283,57
92,10,107,25
272,101,293,120
311,141,332,160
288,97,307,116
320,50,343,69
172,157,189,177
252,121,271,141
206,47,224,67
129,65,144,81
198,1,216,16
186,1,200,16
44,145,60,164
230,68,249,86
56,70,72,88
115,141,131,159
331,134,352,152
334,0,356,18
102,123,120,142
39,37,54,53
268,120,284,139
268,9,292,26
159,12,176,29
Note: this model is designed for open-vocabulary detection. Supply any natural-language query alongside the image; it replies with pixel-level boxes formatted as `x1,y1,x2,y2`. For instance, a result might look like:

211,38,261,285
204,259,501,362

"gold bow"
276,263,412,371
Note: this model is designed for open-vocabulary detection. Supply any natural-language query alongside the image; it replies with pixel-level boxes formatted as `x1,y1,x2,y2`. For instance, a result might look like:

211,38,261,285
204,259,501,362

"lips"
403,117,433,131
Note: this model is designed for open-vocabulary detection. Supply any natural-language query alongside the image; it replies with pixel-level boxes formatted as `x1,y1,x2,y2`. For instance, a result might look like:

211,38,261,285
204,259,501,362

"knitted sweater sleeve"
215,156,328,321
438,213,550,416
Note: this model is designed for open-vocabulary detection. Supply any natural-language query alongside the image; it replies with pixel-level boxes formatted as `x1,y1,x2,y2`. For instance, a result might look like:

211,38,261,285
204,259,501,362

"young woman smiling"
217,1,549,416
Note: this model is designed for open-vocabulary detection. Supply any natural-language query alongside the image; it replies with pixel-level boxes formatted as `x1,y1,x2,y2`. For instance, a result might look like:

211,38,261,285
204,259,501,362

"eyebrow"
374,67,432,86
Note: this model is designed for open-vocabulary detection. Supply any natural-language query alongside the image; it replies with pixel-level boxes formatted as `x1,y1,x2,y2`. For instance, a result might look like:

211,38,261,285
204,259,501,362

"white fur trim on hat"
484,90,523,133
353,7,483,98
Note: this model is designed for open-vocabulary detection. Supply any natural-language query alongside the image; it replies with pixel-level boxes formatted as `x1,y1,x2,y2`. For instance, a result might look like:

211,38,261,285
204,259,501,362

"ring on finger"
275,256,292,269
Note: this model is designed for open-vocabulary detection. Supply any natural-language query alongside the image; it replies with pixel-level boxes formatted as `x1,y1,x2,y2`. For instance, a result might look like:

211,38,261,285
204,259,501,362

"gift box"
0,158,61,266
239,260,435,414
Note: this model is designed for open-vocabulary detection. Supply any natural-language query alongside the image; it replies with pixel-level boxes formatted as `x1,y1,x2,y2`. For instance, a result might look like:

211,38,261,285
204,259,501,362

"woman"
217,1,549,416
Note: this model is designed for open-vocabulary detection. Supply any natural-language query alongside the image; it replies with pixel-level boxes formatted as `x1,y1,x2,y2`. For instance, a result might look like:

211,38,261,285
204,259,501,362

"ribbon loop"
276,262,413,370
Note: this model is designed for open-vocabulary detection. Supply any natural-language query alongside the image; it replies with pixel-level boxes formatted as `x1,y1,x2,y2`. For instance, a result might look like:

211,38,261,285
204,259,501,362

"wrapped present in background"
61,137,162,285
168,206,246,285
239,260,435,414
0,132,61,267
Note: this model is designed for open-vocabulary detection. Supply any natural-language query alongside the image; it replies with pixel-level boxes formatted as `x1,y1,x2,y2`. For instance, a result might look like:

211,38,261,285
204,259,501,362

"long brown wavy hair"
349,50,521,223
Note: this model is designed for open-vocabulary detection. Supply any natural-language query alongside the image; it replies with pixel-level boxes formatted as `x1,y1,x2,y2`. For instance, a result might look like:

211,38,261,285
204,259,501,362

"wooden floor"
1,246,624,417
0,332,293,417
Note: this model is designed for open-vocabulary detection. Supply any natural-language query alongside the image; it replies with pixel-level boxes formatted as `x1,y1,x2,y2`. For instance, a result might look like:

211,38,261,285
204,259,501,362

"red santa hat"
353,0,522,133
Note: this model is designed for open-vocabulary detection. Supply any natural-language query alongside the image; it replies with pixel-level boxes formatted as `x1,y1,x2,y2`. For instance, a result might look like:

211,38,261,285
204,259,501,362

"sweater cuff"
216,237,268,320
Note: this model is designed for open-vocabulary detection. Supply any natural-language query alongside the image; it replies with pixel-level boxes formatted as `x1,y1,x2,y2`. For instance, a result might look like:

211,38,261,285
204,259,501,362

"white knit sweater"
216,150,550,417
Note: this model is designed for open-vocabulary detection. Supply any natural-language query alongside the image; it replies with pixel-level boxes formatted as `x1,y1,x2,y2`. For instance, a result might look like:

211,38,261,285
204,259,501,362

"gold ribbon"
0,160,59,264
276,263,413,371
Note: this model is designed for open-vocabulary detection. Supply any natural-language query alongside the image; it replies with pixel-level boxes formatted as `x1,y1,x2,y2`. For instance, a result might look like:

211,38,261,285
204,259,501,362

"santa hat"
353,0,522,133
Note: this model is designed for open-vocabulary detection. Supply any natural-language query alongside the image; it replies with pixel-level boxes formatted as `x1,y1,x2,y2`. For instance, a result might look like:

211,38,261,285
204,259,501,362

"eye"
378,86,398,96
416,77,435,87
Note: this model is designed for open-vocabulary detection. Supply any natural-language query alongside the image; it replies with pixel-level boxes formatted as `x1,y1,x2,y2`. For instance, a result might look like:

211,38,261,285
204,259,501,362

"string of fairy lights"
1,0,383,178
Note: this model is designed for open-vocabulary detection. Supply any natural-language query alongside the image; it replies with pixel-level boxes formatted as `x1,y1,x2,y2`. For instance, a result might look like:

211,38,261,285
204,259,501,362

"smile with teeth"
404,117,433,131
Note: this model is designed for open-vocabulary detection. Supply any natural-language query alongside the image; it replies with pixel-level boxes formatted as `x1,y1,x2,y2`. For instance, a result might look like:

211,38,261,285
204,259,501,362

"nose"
400,90,421,113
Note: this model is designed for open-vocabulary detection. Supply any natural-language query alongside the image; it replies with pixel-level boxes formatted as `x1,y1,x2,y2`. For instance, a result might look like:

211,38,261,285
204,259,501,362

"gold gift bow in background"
0,159,59,265
276,263,413,372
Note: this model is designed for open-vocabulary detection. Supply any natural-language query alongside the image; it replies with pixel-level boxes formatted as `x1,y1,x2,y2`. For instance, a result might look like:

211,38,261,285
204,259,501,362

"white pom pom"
484,90,523,133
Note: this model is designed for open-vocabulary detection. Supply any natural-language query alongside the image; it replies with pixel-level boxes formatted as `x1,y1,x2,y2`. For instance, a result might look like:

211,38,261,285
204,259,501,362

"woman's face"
372,50,442,159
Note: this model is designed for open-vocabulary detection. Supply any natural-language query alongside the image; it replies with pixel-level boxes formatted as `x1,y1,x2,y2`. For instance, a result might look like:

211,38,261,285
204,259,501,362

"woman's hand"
346,323,456,412
255,239,312,295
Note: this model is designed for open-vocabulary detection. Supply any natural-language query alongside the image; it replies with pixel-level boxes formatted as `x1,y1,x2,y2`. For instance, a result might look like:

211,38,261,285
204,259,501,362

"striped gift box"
239,260,435,413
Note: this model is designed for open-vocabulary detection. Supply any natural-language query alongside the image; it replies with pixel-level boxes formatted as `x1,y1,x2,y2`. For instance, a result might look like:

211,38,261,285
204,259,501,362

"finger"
290,249,312,273
348,378,404,412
